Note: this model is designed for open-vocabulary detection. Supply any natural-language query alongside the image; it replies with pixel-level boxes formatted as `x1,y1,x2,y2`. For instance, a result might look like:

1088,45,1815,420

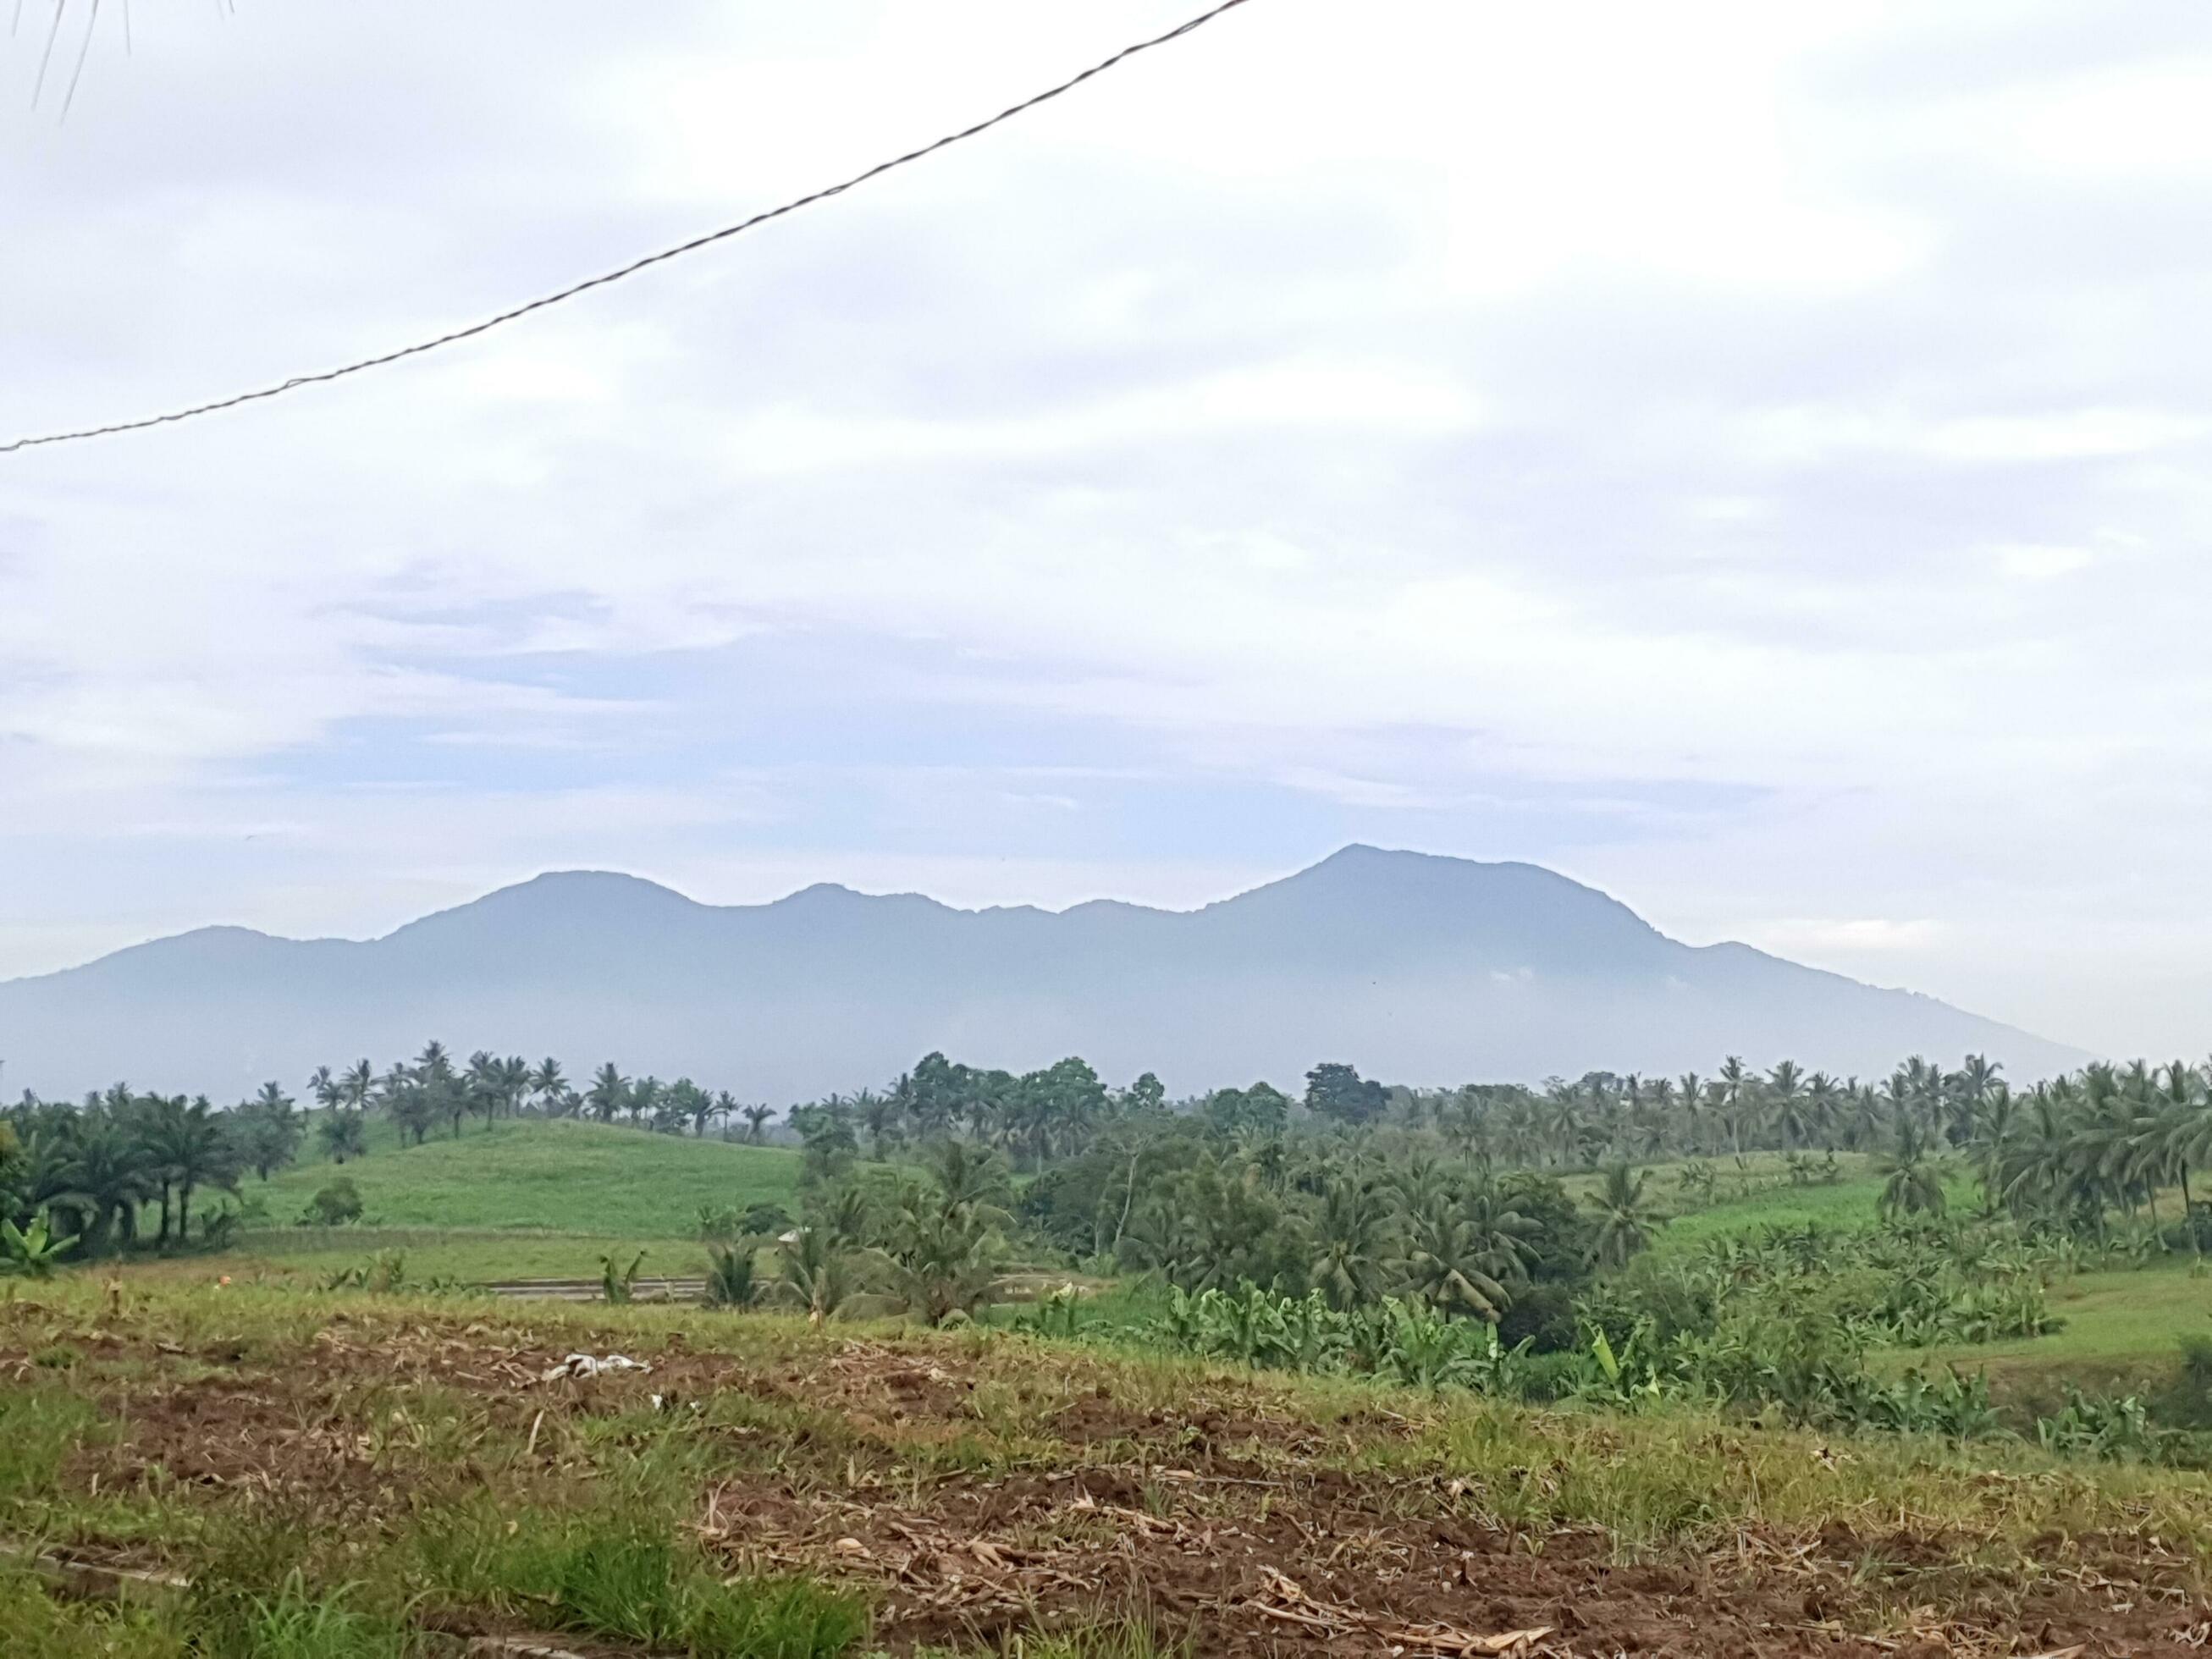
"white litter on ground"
540,1352,651,1381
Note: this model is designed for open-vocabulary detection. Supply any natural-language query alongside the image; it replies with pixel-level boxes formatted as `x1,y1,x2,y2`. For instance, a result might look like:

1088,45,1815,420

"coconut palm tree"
1765,1060,1809,1147
742,1101,775,1144
2159,1061,2212,1250
464,1051,503,1134
1675,1072,1707,1155
1459,1179,1541,1287
234,1081,303,1181
1843,1081,1884,1150
1950,1053,2004,1147
880,1193,1002,1325
1965,1079,2016,1192
1308,1177,1393,1309
498,1055,532,1121
319,1108,367,1165
859,1089,901,1160
528,1057,567,1114
1996,1080,2077,1221
1716,1056,1753,1155
1386,1151,1454,1219
1497,1090,1542,1167
339,1060,375,1118
775,1226,852,1327
1398,1193,1513,1320
1437,1089,1487,1166
584,1063,627,1124
1805,1072,1842,1148
923,1138,1012,1218
1537,1080,1581,1169
815,1182,876,1250
415,1040,455,1089
383,1067,437,1146
1586,1162,1660,1269
1877,1116,1945,1222
2071,1063,2148,1226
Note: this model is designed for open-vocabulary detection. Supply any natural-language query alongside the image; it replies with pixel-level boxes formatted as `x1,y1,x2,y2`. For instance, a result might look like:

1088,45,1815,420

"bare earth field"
6,1273,2212,1657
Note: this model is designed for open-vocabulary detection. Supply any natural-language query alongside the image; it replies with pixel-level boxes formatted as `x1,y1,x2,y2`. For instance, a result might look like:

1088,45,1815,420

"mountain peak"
775,881,866,904
502,869,690,899
1288,843,1552,888
0,850,2088,1097
374,868,699,951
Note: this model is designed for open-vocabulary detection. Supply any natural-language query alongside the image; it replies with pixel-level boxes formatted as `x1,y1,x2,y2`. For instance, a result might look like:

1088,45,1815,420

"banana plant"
2,1211,78,1278
600,1248,647,1304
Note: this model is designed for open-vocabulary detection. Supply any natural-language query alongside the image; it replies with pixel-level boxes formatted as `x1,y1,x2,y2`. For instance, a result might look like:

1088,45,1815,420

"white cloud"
720,357,1482,476
1744,918,1949,956
7,0,2212,1058
1990,543,2097,581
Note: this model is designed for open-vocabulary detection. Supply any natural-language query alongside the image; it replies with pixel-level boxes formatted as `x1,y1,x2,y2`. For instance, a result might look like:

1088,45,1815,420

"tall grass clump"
409,1504,864,1659
0,1386,100,1501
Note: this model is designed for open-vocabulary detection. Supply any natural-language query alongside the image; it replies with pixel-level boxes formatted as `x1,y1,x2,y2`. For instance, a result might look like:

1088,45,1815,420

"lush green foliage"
1585,1221,2061,1353
28,1039,2212,1483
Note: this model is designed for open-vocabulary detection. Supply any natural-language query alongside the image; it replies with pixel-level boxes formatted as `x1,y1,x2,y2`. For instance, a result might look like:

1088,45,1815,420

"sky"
3,0,2210,1059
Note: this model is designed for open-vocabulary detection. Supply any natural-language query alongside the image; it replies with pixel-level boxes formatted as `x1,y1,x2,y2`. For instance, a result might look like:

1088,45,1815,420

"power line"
3,0,1256,455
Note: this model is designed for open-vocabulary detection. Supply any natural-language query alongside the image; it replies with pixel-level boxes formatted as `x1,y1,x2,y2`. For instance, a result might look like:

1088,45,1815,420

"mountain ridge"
0,846,2088,1098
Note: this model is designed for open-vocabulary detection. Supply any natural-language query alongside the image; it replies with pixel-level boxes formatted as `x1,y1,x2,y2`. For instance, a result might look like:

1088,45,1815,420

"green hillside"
251,1116,801,1237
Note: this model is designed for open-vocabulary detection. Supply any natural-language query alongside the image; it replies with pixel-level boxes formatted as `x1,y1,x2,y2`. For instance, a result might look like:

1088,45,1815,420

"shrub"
300,1177,364,1226
742,1202,796,1237
1495,1280,1580,1352
2154,1334,2212,1430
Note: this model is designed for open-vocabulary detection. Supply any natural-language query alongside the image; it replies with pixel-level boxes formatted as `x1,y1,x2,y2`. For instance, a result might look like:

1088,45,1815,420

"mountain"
0,846,2088,1099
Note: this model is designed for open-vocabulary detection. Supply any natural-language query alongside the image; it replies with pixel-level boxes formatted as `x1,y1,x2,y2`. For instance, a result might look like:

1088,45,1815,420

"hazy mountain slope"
0,846,2088,1099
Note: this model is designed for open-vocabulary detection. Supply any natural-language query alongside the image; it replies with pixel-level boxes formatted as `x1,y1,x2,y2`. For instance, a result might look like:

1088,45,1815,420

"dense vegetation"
15,1042,2212,1461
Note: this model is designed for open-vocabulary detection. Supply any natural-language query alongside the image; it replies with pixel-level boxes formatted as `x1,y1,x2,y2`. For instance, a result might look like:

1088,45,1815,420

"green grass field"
255,1116,799,1233
227,1226,715,1283
219,1116,800,1285
1892,1258,2212,1401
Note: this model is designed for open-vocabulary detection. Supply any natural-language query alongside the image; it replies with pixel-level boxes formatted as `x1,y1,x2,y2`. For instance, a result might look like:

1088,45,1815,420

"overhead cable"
3,0,1255,454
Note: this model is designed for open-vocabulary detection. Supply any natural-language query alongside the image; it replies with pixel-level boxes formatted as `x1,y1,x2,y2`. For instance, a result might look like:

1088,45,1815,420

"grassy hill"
251,1116,801,1236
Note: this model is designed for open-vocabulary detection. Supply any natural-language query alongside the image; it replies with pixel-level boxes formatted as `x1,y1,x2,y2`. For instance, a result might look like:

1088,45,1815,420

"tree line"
14,1040,2212,1280
296,1044,777,1149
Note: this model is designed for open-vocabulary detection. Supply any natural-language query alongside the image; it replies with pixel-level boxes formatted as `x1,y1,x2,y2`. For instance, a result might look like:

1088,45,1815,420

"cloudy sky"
3,0,2209,1058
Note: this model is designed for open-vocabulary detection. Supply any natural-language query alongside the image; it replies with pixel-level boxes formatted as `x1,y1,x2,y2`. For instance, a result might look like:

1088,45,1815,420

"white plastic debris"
540,1352,651,1381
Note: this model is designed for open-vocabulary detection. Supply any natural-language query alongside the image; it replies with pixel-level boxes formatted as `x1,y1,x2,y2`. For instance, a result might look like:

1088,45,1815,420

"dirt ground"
8,1304,2211,1658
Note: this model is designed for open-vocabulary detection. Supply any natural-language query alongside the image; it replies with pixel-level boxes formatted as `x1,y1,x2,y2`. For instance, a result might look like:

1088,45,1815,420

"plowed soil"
8,1303,2210,1657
